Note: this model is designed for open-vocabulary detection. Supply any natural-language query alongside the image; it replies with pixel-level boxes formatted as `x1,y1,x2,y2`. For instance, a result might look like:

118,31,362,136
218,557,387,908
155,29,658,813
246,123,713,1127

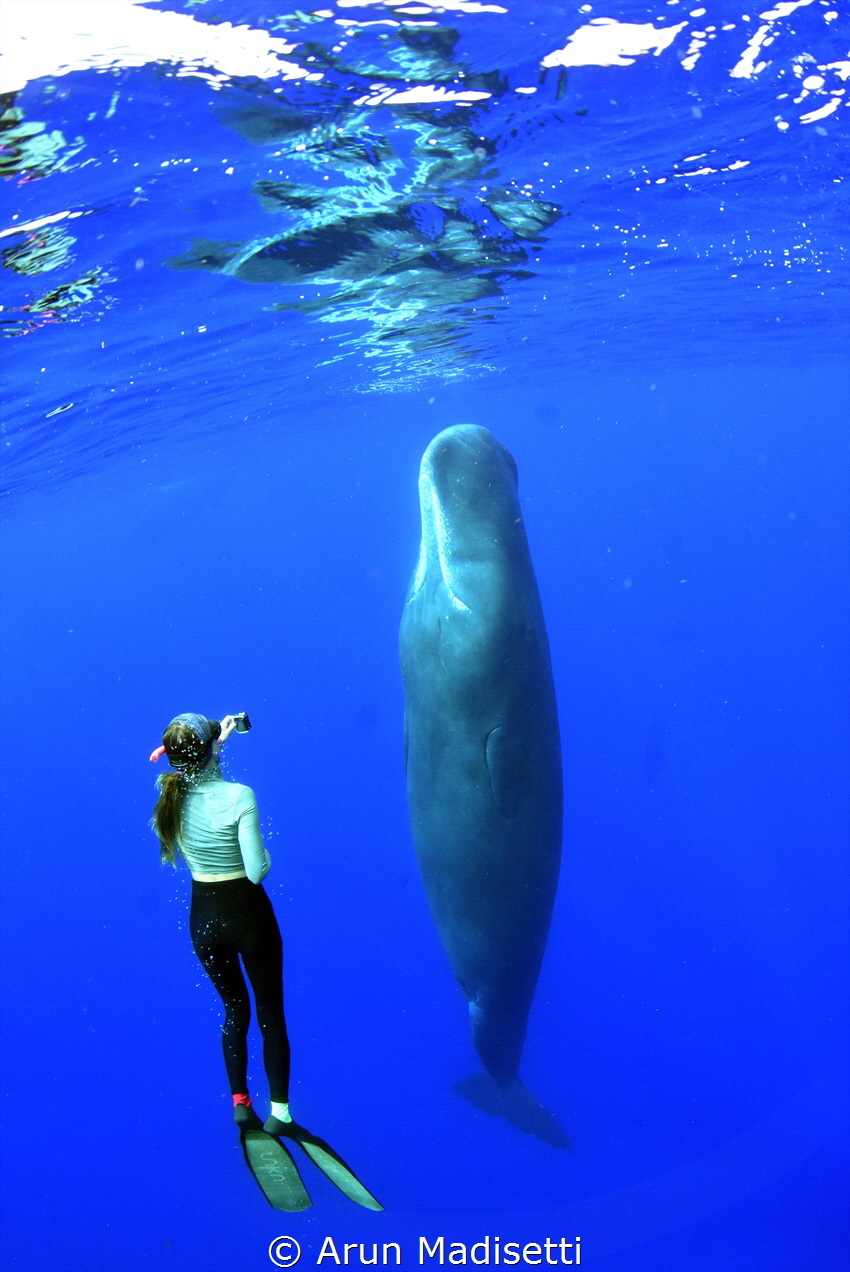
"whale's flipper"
239,1115,313,1210
453,1073,571,1149
265,1117,384,1211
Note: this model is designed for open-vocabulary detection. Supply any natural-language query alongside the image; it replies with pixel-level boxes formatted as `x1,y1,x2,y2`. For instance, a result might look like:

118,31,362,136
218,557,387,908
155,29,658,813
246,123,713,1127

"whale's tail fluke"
453,1073,571,1149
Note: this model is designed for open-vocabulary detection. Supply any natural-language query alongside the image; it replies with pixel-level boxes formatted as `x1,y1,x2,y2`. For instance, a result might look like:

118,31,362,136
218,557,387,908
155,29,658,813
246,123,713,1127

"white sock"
270,1101,292,1123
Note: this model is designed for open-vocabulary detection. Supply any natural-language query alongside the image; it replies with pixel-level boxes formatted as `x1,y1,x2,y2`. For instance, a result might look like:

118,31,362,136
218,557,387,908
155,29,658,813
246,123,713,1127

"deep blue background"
2,364,847,1270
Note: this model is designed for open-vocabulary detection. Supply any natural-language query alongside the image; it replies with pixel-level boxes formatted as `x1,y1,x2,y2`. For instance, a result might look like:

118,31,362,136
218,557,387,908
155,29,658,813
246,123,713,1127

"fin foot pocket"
264,1118,383,1211
453,1073,571,1149
240,1126,313,1211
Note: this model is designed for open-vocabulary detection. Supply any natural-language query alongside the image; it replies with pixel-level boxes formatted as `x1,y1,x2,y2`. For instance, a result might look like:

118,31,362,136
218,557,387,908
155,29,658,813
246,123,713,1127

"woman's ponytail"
150,719,211,865
151,770,187,865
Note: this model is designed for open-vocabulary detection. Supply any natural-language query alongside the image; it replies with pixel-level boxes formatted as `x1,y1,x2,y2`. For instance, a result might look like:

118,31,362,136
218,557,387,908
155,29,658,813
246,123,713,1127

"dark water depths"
1,2,848,1269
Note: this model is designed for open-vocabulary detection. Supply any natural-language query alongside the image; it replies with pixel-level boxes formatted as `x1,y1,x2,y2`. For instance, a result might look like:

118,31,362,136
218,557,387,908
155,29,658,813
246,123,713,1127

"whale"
399,425,567,1146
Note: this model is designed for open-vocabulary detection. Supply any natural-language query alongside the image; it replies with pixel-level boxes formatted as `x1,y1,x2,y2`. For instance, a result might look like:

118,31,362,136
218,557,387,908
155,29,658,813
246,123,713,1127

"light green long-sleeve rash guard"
178,765,271,884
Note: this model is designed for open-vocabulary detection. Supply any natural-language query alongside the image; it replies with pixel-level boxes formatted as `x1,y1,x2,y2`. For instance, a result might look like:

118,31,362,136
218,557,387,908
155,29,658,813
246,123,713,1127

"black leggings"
190,877,291,1103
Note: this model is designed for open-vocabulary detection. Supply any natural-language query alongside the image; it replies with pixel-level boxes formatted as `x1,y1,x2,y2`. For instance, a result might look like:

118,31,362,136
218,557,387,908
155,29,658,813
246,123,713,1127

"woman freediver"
150,712,382,1212
151,712,292,1127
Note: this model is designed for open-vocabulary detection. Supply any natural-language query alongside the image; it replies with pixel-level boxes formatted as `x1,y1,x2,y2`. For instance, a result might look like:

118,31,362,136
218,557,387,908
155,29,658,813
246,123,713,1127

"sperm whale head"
409,425,522,611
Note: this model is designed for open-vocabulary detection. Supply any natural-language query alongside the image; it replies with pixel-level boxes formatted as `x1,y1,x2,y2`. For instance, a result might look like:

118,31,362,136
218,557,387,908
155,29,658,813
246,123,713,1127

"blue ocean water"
0,2,847,1270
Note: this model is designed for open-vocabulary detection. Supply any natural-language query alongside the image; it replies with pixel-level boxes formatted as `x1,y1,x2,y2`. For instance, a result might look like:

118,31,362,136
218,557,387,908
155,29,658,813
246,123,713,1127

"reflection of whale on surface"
166,184,555,292
165,92,560,374
399,426,568,1147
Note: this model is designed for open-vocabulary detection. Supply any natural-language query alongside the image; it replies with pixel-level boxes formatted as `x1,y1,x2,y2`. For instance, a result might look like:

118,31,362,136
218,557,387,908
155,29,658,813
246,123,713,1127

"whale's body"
400,426,564,1142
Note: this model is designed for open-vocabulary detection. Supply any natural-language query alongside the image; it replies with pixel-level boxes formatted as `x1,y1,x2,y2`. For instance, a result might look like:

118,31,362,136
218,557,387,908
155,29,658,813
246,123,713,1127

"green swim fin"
239,1113,312,1211
264,1117,383,1211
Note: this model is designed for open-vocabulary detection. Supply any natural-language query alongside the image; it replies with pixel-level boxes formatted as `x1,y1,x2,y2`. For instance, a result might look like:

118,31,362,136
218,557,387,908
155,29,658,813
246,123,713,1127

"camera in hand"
233,712,251,733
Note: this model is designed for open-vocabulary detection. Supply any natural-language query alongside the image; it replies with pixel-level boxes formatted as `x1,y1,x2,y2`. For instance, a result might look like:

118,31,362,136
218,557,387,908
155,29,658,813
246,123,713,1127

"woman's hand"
219,715,239,744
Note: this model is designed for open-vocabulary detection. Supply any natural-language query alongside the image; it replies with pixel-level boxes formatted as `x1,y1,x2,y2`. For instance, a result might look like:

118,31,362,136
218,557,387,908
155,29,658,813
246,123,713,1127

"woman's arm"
235,789,271,884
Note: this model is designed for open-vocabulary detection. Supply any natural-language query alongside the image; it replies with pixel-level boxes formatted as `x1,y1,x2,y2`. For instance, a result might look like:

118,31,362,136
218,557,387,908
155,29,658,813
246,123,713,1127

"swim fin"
237,1110,312,1211
264,1116,383,1211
